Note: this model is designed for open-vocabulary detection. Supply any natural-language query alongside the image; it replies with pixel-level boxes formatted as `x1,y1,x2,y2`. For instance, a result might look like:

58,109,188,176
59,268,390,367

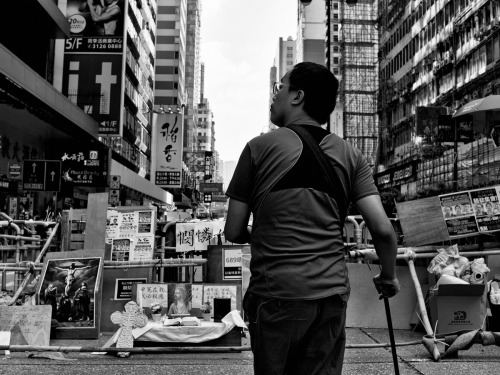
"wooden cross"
110,301,148,358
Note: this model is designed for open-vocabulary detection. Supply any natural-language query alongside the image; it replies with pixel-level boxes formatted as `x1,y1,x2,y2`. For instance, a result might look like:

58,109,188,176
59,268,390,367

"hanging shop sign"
22,160,61,192
154,112,184,189
60,148,109,187
199,183,223,193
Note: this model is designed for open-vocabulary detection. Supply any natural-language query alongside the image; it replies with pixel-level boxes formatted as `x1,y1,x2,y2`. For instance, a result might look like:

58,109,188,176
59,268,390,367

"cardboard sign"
0,305,52,346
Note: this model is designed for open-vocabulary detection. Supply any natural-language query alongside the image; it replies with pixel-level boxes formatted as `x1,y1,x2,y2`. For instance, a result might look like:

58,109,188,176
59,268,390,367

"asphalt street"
1,327,499,374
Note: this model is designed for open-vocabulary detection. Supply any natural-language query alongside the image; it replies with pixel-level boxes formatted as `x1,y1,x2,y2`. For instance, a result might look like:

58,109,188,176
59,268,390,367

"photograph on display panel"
38,257,102,328
167,283,192,316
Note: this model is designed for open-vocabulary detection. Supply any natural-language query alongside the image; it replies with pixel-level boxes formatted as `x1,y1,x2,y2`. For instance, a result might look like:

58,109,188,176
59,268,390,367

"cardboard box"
430,284,487,334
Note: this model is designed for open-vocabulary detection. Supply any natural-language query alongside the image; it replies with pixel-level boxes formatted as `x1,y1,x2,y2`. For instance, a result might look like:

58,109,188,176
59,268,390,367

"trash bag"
427,244,470,278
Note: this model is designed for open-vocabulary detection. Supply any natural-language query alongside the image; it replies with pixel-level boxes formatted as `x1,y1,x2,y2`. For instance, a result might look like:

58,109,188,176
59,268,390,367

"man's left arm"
224,198,251,244
355,194,400,298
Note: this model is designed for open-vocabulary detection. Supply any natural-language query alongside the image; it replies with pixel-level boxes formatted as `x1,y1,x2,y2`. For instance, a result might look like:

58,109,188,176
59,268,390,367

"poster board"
0,306,52,346
105,206,157,261
202,284,239,312
36,249,104,339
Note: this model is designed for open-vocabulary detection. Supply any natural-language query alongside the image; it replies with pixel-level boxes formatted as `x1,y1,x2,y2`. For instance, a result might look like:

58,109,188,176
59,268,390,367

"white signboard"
154,112,184,188
136,283,169,309
223,248,242,280
191,284,203,308
175,222,217,252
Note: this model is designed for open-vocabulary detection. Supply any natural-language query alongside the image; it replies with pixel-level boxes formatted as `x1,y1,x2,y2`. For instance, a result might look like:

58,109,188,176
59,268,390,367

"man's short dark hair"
288,62,339,124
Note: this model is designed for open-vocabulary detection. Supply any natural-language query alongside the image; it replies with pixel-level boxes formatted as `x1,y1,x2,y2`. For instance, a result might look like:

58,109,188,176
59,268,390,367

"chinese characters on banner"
107,209,156,261
175,221,233,252
439,186,500,238
175,222,212,252
137,284,169,309
155,112,184,188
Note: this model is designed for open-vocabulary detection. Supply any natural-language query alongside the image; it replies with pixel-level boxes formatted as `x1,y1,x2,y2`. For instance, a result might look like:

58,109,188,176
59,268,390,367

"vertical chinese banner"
154,112,184,188
204,151,213,181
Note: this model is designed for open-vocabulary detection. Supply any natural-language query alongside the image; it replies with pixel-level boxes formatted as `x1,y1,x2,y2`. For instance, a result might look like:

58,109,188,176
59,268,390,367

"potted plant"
150,302,162,322
200,302,212,321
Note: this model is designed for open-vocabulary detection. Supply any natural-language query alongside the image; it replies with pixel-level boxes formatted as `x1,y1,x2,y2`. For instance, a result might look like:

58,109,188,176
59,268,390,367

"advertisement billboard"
63,0,126,136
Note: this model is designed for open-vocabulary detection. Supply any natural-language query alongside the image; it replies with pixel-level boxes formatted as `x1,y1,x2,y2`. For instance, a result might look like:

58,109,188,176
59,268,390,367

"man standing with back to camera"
225,62,400,375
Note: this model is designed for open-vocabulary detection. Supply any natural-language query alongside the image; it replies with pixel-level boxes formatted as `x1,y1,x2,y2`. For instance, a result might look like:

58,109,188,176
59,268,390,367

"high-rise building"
275,36,297,80
183,0,203,152
269,36,296,130
155,0,187,110
335,1,379,165
297,1,326,65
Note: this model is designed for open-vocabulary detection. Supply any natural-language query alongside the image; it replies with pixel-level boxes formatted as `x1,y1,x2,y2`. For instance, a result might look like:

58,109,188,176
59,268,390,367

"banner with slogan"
175,221,234,252
154,112,184,188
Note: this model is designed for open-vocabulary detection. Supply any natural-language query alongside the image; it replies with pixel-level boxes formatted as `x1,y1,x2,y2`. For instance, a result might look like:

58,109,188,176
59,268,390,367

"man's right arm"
355,194,400,298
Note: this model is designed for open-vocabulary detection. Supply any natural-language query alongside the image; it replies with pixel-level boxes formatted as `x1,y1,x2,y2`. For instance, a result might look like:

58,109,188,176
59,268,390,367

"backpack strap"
287,124,349,222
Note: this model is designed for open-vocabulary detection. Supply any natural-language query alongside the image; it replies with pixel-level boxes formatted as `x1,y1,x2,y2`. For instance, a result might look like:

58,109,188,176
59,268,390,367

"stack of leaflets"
163,316,201,326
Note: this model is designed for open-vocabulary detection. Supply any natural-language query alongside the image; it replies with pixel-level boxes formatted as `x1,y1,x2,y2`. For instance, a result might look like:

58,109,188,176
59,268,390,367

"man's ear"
291,90,305,106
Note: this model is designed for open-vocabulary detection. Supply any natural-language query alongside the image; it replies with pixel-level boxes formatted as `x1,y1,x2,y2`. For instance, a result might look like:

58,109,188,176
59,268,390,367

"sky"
200,0,298,162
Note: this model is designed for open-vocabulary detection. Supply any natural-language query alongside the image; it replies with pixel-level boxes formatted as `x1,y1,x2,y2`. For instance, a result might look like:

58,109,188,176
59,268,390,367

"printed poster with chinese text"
439,186,500,238
469,186,500,232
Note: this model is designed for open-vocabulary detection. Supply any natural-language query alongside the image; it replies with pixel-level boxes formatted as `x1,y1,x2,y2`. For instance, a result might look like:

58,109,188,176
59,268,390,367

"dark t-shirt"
226,124,379,300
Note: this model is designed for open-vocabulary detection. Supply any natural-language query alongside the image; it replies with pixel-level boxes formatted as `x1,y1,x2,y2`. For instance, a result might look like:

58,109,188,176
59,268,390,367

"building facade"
0,1,173,219
376,0,500,196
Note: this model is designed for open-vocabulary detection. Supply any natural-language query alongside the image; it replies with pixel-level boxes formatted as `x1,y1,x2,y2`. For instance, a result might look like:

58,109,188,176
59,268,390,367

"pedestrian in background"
225,62,400,375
